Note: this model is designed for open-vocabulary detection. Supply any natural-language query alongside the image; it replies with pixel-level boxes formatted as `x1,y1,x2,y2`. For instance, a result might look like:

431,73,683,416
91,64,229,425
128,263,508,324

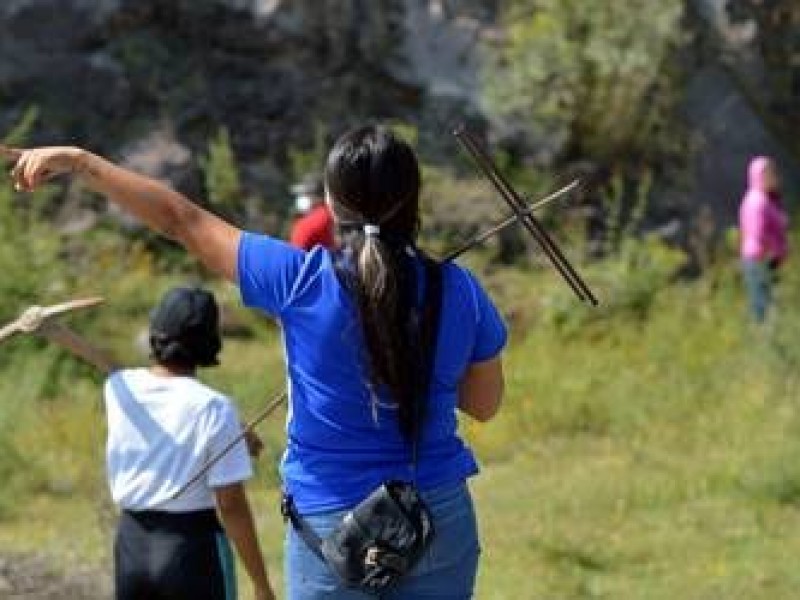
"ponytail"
358,231,395,306
326,125,425,438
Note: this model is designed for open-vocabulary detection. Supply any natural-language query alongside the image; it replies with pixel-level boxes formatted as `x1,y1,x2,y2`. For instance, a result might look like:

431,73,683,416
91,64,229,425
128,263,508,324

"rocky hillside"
0,0,797,232
1,1,493,211
686,0,800,229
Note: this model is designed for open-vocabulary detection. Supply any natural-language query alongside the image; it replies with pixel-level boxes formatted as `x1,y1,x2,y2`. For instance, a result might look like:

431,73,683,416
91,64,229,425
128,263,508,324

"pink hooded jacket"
739,156,788,262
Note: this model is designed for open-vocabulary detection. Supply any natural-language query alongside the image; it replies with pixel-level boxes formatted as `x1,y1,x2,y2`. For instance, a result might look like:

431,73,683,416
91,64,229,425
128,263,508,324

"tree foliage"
200,127,241,216
0,108,64,319
483,0,686,164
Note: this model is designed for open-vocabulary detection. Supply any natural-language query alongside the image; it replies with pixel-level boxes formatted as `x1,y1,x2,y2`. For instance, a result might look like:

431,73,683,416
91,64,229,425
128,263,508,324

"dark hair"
149,287,222,369
325,124,426,438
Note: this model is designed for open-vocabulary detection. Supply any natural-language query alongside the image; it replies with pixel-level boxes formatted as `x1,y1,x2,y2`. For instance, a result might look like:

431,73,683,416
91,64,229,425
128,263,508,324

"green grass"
2,244,800,599
465,260,800,599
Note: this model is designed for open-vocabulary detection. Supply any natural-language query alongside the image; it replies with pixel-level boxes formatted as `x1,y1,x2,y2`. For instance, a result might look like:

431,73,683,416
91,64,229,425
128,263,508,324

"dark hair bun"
149,287,222,368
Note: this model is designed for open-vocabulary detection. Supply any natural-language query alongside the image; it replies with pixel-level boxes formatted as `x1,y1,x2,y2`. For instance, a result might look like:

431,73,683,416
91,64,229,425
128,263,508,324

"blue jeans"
285,481,480,600
741,259,773,323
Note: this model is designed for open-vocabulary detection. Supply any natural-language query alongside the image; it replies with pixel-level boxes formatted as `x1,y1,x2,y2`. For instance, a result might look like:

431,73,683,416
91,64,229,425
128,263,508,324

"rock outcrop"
2,1,498,216
685,0,800,229
0,0,797,233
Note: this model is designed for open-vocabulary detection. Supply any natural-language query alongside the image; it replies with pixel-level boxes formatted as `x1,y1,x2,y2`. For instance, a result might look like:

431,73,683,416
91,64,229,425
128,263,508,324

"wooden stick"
38,322,120,374
40,296,104,319
0,297,105,342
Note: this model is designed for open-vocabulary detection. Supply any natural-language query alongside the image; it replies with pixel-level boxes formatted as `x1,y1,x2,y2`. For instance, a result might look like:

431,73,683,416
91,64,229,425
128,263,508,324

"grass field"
2,244,800,599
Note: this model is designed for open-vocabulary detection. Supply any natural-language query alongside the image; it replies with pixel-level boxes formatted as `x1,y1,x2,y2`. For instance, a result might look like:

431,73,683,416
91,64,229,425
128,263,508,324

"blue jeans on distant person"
285,481,480,600
741,258,772,323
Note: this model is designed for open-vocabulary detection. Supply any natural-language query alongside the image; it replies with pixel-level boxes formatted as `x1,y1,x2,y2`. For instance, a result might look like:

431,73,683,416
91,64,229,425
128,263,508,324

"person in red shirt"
289,174,335,250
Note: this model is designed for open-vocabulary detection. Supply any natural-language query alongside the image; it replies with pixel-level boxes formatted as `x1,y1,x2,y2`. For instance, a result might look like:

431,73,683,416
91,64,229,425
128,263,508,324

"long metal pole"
454,126,598,305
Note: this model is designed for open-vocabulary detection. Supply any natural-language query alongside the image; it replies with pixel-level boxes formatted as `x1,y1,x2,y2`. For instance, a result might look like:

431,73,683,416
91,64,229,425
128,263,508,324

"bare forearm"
217,495,272,592
6,145,241,280
74,151,240,280
222,510,270,586
77,151,196,235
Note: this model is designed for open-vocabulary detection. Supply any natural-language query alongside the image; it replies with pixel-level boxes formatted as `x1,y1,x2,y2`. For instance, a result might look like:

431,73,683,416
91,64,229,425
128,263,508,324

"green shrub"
200,126,242,217
483,0,686,163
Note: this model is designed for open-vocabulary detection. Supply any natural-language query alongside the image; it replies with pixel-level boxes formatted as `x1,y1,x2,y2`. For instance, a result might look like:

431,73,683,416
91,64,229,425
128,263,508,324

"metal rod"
443,180,579,262
455,128,585,297
455,127,590,301
453,126,597,305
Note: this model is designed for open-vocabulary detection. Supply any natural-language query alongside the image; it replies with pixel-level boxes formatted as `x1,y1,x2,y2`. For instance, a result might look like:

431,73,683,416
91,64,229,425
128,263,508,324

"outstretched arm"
2,145,241,281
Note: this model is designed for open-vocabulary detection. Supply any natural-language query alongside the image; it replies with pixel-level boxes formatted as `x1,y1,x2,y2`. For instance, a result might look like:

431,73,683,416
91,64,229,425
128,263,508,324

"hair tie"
363,224,380,237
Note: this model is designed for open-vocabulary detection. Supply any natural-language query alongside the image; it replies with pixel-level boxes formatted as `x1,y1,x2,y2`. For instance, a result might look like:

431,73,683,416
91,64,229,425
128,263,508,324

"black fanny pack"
282,481,434,594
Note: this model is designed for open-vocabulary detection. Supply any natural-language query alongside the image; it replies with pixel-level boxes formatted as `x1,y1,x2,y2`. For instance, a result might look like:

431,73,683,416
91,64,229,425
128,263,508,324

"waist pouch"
283,480,435,594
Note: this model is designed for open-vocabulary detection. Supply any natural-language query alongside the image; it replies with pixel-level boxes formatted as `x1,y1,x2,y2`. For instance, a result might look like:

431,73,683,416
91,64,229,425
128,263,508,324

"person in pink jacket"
739,156,789,322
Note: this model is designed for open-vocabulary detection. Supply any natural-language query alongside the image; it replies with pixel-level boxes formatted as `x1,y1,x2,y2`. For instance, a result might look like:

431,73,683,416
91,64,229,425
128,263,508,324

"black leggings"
115,509,235,600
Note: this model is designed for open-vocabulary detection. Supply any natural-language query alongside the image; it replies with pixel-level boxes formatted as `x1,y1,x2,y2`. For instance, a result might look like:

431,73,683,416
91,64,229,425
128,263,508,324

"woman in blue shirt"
5,125,506,599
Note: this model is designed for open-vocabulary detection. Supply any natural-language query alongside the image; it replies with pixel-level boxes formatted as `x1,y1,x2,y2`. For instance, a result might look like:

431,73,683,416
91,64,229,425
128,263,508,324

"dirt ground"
0,554,111,600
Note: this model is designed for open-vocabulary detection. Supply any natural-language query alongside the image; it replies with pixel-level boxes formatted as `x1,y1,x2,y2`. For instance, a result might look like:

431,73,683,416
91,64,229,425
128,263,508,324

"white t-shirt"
104,368,253,512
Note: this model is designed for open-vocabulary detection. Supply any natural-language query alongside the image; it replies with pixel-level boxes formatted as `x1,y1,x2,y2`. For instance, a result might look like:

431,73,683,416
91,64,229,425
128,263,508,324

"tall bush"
483,0,686,163
0,110,67,512
0,109,64,321
200,126,241,217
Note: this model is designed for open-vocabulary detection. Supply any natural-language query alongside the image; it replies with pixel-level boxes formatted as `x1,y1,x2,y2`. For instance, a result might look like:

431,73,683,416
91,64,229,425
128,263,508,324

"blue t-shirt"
238,232,507,512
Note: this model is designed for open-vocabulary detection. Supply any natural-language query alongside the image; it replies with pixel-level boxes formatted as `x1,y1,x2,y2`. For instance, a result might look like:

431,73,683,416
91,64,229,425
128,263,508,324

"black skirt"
114,508,235,600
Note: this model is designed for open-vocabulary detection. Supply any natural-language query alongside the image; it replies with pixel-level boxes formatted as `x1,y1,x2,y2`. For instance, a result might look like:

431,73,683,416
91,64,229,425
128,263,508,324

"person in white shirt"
37,286,275,600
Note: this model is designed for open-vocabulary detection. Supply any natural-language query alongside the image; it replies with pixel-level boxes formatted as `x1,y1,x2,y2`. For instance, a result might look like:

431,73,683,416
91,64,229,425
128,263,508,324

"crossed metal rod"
0,177,570,495
453,125,598,305
442,180,579,262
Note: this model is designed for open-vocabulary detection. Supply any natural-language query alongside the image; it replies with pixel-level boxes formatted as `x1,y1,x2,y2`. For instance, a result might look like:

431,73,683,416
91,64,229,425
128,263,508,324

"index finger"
0,145,22,162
